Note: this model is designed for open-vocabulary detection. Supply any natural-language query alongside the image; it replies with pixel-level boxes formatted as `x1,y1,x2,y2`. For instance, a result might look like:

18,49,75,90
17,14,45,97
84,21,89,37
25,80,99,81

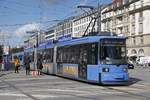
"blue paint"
24,47,34,53
99,64,129,82
57,36,126,47
87,65,99,81
101,73,129,81
87,64,129,83
38,42,47,49
46,40,54,49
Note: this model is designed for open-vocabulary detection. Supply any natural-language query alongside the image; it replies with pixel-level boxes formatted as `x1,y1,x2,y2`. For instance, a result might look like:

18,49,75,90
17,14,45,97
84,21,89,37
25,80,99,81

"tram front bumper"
100,73,129,85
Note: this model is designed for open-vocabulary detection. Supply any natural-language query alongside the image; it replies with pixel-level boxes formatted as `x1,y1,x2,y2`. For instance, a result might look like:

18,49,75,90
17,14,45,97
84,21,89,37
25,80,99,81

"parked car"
127,62,134,69
136,56,150,66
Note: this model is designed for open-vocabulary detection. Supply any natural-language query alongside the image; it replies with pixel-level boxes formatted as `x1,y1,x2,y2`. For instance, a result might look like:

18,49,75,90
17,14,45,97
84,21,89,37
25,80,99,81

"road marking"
105,86,150,100
0,92,27,97
32,94,61,98
3,77,57,81
109,86,147,92
131,84,150,90
1,79,40,100
0,92,71,99
14,81,75,87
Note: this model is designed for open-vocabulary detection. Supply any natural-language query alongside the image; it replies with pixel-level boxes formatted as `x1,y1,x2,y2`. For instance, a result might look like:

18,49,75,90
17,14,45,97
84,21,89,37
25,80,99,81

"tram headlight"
123,68,128,72
102,68,109,72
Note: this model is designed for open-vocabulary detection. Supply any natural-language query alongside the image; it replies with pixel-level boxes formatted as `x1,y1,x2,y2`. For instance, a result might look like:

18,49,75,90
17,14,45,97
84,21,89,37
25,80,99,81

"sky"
0,0,112,47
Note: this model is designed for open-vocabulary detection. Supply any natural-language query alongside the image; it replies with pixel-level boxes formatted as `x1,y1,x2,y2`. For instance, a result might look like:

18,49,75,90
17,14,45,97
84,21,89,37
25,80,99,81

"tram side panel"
55,43,99,81
39,48,54,74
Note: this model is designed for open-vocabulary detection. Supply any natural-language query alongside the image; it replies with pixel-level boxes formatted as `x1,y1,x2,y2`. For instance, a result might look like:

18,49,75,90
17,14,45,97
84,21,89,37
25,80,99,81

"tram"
38,33,129,85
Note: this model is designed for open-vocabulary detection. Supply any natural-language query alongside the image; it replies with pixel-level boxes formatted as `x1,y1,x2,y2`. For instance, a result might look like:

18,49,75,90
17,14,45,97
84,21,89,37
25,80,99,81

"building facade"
73,10,98,37
45,26,56,41
101,0,150,59
55,17,74,40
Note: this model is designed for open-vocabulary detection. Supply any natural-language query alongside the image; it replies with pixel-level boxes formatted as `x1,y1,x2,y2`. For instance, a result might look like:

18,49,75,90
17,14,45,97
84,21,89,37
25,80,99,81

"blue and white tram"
36,35,129,85
55,36,129,85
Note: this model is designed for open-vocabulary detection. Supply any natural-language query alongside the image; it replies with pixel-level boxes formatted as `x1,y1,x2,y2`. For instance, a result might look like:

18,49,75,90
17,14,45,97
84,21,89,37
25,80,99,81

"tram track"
0,78,40,100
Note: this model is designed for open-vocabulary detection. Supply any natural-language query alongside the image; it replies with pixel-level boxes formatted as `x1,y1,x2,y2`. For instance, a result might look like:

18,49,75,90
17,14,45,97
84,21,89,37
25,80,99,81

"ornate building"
101,0,150,60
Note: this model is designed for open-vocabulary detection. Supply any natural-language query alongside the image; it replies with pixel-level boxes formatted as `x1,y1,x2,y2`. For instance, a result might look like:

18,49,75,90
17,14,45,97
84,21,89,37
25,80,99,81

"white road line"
0,92,27,97
0,92,70,99
3,77,58,81
14,81,75,86
32,94,63,98
22,88,123,96
109,86,148,92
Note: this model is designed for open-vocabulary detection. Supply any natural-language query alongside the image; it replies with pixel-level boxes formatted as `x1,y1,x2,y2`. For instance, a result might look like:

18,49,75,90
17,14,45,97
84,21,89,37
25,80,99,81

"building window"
132,37,136,45
131,49,137,57
133,3,136,9
140,36,144,44
139,23,143,34
138,49,144,57
139,12,143,22
124,26,129,33
131,24,135,35
132,14,135,23
139,12,143,18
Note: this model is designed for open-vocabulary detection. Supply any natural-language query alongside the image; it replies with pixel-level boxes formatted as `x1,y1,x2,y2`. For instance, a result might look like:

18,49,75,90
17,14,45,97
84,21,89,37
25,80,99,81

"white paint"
0,92,27,97
14,81,74,87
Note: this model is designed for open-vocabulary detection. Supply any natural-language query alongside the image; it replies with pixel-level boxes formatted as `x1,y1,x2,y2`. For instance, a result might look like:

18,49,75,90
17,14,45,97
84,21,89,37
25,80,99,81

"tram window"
42,49,53,63
57,47,64,63
78,43,98,65
19,55,23,61
87,43,98,65
57,43,98,64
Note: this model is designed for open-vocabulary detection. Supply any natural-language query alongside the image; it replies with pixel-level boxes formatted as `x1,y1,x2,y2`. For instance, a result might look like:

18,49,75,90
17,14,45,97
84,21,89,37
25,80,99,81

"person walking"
37,58,43,75
25,56,30,75
14,57,20,73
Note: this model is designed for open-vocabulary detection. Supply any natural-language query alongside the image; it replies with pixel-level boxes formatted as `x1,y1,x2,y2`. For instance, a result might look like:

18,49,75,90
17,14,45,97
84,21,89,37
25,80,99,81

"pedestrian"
37,58,43,75
14,57,20,73
25,56,30,75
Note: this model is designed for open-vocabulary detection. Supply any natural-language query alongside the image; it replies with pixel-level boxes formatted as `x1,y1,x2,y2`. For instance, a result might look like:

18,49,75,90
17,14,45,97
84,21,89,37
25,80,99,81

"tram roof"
24,47,34,53
12,51,24,55
57,36,126,47
38,40,54,49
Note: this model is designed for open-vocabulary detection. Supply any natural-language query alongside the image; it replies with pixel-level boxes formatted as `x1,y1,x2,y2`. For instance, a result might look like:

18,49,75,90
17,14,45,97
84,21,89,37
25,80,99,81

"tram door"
78,47,88,79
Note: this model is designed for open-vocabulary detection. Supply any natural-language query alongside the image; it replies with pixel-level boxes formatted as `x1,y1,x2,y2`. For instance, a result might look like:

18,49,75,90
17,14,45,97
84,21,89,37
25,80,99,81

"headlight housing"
123,68,128,72
102,68,109,72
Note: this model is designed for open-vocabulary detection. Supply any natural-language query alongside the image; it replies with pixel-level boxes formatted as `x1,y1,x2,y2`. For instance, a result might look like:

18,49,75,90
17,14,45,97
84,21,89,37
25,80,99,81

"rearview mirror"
128,64,134,69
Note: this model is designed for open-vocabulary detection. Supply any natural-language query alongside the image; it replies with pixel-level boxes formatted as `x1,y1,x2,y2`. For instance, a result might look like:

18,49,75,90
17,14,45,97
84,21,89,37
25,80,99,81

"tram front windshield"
100,39,127,64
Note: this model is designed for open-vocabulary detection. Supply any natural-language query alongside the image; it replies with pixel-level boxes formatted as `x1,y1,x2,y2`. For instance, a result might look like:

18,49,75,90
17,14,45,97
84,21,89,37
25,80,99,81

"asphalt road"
0,66,150,100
